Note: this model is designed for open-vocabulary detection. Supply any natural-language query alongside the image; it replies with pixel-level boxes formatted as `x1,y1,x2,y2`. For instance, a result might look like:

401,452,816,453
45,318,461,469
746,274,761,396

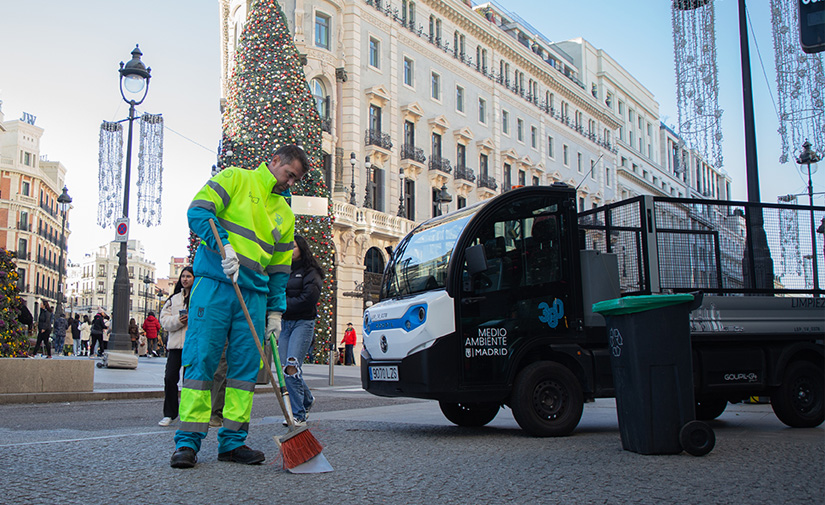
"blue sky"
1,0,821,272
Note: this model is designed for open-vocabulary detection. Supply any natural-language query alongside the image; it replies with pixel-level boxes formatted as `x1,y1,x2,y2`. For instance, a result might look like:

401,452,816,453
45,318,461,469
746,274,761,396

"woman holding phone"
158,266,194,427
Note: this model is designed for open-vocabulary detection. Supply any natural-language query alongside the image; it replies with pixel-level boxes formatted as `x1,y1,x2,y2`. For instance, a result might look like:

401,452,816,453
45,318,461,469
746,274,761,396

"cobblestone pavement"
0,359,822,504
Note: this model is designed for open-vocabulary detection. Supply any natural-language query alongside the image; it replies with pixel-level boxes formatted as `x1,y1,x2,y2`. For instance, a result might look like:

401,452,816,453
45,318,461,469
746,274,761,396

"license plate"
370,366,399,382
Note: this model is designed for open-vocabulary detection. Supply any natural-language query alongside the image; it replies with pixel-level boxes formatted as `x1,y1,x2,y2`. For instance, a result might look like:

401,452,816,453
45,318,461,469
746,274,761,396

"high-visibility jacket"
187,162,295,313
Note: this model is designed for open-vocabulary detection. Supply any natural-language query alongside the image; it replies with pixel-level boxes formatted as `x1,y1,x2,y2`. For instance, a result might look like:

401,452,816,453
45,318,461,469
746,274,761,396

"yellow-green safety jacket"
187,162,295,313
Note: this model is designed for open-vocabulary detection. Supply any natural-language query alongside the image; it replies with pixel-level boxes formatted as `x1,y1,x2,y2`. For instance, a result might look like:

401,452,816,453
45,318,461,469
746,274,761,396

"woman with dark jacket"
277,235,324,424
129,318,140,354
32,300,53,358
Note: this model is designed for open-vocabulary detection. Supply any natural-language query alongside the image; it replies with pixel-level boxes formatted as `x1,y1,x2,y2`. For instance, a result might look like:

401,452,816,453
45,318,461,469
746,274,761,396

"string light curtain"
777,194,802,276
771,0,825,164
97,121,124,228
136,112,164,226
672,0,724,170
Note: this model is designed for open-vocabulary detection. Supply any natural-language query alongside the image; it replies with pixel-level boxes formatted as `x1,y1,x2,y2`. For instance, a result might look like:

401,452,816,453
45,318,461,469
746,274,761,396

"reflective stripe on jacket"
187,162,294,313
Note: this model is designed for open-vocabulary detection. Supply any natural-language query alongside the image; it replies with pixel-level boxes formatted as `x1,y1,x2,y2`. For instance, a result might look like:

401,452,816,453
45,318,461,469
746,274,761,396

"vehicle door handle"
462,296,486,305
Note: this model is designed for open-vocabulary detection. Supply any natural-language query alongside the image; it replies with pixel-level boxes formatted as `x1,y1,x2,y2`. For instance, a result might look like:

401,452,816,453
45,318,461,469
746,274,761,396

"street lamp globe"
119,45,152,104
58,186,72,211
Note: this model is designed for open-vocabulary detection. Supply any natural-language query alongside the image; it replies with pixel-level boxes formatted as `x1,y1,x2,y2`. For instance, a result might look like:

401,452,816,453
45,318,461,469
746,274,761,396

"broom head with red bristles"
277,425,323,469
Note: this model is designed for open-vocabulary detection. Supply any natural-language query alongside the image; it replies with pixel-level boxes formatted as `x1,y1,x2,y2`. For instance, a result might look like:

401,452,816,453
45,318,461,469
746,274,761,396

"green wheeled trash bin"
593,293,714,456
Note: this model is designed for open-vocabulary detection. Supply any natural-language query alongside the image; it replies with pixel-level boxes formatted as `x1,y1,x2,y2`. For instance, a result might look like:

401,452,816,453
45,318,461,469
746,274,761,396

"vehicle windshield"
382,204,482,299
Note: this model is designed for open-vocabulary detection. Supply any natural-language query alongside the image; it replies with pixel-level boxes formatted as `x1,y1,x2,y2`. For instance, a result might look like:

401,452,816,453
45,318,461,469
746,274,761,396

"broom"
208,219,322,469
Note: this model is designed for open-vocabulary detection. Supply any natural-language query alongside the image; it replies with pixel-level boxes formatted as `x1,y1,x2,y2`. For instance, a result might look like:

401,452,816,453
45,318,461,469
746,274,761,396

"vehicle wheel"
695,397,727,420
679,420,715,456
439,401,500,427
771,361,824,428
511,361,583,437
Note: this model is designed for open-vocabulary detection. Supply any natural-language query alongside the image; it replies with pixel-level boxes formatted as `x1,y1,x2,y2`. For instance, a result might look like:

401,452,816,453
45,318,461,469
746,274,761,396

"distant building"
0,100,70,319
67,240,159,322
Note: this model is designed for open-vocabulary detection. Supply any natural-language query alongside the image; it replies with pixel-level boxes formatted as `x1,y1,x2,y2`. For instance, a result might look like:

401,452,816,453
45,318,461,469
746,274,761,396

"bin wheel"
511,361,583,437
96,362,105,368
679,420,715,456
439,401,500,427
695,397,727,420
770,361,824,428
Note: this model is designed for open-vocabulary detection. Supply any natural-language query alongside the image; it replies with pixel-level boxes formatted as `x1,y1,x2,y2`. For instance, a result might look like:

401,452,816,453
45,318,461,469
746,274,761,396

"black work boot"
170,447,197,468
218,445,265,465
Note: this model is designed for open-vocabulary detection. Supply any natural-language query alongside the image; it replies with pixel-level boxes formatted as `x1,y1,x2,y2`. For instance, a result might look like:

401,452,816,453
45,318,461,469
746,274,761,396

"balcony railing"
479,174,498,191
365,129,393,150
16,251,31,261
17,221,32,231
401,144,426,163
454,166,476,183
428,155,452,174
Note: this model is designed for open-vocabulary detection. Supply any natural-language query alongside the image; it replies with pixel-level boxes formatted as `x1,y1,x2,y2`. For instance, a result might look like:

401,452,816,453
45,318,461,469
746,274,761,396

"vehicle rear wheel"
695,397,727,420
771,361,824,428
511,361,583,437
439,401,500,427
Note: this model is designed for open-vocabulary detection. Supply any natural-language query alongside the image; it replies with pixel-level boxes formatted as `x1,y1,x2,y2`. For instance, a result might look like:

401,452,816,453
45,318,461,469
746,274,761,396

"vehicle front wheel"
511,361,583,437
771,360,824,428
439,401,500,427
695,397,727,420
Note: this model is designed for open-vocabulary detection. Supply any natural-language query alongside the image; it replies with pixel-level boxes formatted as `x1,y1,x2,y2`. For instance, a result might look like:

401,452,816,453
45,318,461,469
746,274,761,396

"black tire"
511,361,583,437
439,401,500,427
771,361,825,428
695,397,727,420
679,420,715,456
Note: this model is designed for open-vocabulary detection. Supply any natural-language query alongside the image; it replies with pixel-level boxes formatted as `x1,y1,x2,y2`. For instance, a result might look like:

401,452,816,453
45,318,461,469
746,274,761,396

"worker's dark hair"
274,144,310,173
294,235,325,279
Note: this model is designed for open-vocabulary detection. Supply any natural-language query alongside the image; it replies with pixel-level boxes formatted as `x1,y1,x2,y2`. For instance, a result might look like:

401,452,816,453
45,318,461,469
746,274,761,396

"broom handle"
207,219,296,430
270,333,295,426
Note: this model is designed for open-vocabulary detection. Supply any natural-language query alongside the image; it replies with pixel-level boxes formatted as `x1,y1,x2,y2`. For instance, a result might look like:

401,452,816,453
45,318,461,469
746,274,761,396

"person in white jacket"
158,266,194,427
79,315,91,356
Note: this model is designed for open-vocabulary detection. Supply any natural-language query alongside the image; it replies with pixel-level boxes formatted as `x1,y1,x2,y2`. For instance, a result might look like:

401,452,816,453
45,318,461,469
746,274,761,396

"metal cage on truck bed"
578,196,825,296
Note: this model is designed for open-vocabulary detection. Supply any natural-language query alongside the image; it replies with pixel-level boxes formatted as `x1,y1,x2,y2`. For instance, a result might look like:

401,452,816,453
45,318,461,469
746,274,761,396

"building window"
563,145,569,166
606,168,612,187
590,160,596,179
480,153,489,177
577,152,582,172
548,136,555,158
518,170,526,186
456,143,466,168
404,120,415,147
531,126,537,149
310,78,328,119
532,175,539,186
431,71,440,100
517,118,524,142
502,110,509,134
21,180,30,196
404,179,415,220
315,13,330,50
403,57,414,86
457,196,466,209
478,97,487,124
369,37,380,68
618,101,625,116
369,104,382,133
503,163,512,191
456,85,464,112
431,132,442,158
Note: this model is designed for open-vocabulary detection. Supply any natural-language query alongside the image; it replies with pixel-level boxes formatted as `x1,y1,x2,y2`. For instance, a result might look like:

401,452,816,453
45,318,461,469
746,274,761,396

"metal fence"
579,196,825,296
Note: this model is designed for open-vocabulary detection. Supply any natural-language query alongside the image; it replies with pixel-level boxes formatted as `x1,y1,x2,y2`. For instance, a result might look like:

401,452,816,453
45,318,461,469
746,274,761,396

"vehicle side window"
524,216,560,286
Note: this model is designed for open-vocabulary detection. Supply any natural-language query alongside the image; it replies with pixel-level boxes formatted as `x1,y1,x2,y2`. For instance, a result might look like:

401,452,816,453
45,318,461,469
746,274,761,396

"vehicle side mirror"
465,243,488,276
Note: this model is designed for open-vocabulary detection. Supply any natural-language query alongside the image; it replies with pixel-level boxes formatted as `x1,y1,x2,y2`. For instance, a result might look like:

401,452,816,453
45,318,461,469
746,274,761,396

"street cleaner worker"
171,144,310,469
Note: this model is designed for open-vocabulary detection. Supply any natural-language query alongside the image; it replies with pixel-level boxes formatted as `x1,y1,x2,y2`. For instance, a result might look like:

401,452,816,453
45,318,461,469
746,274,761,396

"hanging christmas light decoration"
97,121,124,228
136,112,164,227
672,0,724,170
771,0,825,164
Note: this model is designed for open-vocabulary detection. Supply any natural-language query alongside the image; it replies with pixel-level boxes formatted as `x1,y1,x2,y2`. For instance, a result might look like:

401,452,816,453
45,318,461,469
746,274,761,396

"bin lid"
592,294,696,316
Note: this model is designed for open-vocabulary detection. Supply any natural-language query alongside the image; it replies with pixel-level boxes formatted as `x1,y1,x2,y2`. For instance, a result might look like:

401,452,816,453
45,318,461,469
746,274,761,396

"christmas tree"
216,0,336,363
0,249,28,357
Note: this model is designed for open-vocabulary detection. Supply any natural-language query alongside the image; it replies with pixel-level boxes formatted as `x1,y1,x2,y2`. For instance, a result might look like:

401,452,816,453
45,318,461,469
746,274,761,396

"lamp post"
110,45,151,355
397,167,406,217
349,152,357,205
796,140,821,294
143,274,152,318
436,183,452,216
363,156,373,209
55,186,72,317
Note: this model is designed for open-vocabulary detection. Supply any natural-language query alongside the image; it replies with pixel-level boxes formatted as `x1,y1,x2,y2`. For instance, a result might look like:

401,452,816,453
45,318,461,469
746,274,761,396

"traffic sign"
115,218,129,242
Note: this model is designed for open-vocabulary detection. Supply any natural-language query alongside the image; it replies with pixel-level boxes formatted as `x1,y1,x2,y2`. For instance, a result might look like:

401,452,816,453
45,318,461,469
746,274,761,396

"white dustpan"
287,452,333,474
